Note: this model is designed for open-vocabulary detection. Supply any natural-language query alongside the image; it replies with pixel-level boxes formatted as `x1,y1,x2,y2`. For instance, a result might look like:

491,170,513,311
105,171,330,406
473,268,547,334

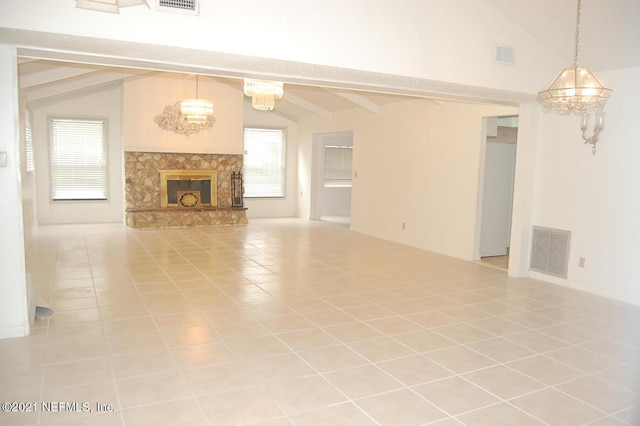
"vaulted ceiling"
17,0,639,120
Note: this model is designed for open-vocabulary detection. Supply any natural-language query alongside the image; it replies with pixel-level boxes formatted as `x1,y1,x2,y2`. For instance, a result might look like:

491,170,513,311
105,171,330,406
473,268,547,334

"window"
243,127,285,198
49,118,108,201
24,106,34,173
324,145,353,187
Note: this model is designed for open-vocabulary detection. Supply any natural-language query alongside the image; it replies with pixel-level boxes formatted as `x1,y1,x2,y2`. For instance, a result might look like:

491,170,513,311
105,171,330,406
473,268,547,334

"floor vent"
530,226,570,278
156,0,198,14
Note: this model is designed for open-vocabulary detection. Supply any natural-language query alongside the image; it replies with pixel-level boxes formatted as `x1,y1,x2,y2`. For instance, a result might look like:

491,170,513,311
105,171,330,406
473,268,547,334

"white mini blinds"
49,118,108,201
243,127,285,198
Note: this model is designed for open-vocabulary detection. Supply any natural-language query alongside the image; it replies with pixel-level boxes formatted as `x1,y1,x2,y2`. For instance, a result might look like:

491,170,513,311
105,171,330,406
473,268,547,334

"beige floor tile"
454,402,545,425
355,388,447,425
511,387,607,426
377,354,454,386
198,387,284,425
182,361,257,395
466,337,536,363
424,346,498,374
43,357,112,389
462,365,545,399
171,341,237,368
288,402,377,425
298,344,369,373
122,398,207,426
556,375,637,413
39,380,120,423
264,375,347,415
115,371,193,409
323,364,404,399
392,329,458,353
324,322,384,343
242,352,315,385
413,376,500,415
109,348,177,379
506,355,585,386
348,336,417,362
276,328,340,351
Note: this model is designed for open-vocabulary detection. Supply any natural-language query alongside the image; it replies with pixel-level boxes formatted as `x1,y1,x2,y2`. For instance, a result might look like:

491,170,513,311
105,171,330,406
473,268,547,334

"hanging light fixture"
537,0,612,155
180,75,214,124
243,79,284,111
75,0,149,14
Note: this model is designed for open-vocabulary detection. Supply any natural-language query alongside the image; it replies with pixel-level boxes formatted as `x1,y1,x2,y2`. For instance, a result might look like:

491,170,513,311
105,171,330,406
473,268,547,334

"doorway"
310,131,353,226
477,116,518,270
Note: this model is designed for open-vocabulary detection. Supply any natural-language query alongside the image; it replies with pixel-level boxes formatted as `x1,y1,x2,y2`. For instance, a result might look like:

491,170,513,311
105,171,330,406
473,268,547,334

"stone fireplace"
124,151,247,228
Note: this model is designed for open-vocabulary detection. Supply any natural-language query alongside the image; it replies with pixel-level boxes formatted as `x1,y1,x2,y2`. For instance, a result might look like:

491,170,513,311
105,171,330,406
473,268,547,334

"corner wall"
532,66,640,305
0,44,29,338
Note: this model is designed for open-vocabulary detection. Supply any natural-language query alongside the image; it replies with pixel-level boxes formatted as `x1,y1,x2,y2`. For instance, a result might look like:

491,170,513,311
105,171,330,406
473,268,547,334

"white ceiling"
17,0,639,120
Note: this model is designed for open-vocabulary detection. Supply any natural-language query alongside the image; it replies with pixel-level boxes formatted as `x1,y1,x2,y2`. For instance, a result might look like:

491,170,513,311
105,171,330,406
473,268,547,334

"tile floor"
2,218,639,426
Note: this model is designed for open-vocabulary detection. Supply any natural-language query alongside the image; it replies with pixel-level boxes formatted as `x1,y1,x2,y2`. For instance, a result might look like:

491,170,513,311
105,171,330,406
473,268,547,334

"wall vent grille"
156,0,198,14
495,44,514,64
530,226,570,278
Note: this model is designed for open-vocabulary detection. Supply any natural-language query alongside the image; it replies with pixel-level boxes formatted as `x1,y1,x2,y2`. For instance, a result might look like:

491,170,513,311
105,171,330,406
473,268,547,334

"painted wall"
242,104,298,218
531,66,640,305
298,99,518,260
122,74,243,154
0,0,563,95
0,44,29,338
33,87,124,224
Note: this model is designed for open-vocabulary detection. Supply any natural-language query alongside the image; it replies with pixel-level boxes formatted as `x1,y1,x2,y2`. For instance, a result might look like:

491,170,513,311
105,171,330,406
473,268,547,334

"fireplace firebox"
160,169,217,208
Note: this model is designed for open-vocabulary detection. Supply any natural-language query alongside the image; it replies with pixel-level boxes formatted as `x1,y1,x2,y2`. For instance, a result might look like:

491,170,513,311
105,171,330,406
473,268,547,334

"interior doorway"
477,116,518,270
310,131,353,226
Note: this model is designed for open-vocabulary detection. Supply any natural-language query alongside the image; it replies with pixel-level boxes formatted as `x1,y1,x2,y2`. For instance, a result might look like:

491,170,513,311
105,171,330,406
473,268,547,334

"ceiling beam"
283,92,332,119
334,92,379,113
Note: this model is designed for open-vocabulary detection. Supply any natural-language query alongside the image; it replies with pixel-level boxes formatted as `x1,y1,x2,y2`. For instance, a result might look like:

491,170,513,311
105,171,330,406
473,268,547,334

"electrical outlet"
579,257,586,268
0,151,7,168
402,222,406,231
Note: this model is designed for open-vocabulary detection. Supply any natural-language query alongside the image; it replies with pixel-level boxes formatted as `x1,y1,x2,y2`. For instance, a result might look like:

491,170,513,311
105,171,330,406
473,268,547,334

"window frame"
242,126,287,199
48,116,109,202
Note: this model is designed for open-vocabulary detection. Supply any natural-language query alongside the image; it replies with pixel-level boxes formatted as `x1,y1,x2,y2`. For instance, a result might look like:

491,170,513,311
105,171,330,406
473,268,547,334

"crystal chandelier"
537,0,612,155
243,79,284,111
75,0,149,14
180,75,214,124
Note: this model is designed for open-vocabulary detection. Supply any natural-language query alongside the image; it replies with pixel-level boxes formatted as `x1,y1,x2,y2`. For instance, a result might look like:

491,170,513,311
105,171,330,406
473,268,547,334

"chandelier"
180,75,214,124
75,0,149,14
243,79,284,111
154,75,215,136
537,0,612,155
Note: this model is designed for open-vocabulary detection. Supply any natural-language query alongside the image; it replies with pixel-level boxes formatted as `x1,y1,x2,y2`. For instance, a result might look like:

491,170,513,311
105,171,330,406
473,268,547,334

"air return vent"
530,226,570,278
156,0,198,15
495,43,514,64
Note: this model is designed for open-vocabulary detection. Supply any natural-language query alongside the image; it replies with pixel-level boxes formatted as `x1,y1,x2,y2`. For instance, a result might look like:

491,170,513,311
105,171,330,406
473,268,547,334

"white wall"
33,87,124,224
0,44,29,338
298,100,517,260
531,66,640,305
122,74,243,154
243,104,299,218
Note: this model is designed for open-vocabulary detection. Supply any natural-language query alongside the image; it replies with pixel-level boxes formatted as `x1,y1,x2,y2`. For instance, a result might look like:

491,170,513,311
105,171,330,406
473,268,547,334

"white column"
0,43,30,338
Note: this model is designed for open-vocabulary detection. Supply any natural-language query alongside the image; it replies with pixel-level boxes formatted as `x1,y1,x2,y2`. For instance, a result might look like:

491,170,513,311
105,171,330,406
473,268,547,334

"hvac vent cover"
156,0,198,14
530,226,571,278
495,44,514,64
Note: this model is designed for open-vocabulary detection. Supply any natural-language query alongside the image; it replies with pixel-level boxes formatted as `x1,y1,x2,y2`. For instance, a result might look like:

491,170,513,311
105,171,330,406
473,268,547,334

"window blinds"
324,145,353,187
243,128,285,198
49,118,108,201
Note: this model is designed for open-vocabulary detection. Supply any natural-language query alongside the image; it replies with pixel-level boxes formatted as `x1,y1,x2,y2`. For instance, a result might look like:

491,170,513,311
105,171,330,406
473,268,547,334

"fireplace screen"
160,170,217,208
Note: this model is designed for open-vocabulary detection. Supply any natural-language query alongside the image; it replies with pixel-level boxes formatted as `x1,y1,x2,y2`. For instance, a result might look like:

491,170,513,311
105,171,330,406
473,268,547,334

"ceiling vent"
495,43,514,64
156,0,198,15
530,226,570,279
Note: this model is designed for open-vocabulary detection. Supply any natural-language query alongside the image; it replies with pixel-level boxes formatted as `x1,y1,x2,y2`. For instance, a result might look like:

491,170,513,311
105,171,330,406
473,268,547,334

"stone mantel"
124,151,247,228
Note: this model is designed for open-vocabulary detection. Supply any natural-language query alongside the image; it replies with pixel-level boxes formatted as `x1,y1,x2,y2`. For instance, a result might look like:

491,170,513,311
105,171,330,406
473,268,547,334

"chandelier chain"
573,0,582,66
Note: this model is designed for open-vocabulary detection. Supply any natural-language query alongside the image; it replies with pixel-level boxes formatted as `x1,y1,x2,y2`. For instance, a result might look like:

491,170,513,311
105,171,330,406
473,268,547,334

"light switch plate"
0,151,7,167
